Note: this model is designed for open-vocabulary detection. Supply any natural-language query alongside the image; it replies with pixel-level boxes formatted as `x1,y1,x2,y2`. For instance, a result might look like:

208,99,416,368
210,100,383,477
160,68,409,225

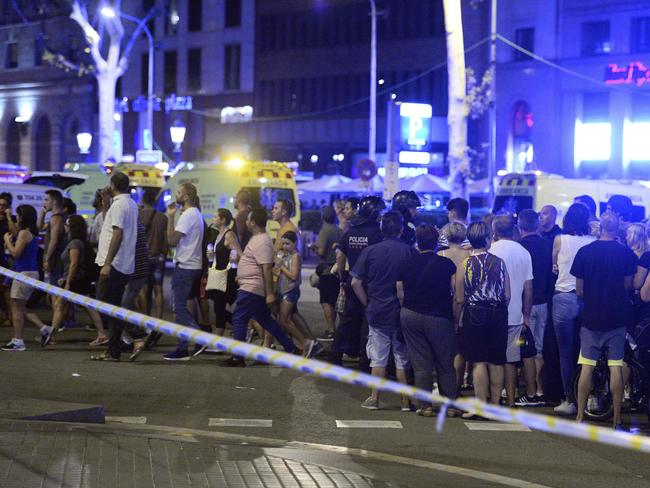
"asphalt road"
1,269,650,487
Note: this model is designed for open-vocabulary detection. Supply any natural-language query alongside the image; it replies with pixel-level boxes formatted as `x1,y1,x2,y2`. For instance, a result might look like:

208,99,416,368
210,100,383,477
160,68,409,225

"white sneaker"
553,400,577,415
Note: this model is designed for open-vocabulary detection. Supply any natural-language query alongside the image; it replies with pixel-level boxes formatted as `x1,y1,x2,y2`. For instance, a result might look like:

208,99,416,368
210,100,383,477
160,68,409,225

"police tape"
4,266,650,453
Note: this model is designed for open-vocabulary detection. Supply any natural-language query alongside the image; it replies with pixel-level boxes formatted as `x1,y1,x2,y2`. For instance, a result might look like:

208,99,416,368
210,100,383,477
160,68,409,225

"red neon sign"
604,62,650,86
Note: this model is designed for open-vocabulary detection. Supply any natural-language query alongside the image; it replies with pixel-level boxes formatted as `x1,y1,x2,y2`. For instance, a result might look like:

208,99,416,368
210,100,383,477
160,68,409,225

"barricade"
3,266,650,453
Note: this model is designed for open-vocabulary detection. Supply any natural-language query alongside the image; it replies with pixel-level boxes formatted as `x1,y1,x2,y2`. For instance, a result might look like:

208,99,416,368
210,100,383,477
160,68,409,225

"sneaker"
245,328,257,343
163,349,191,361
2,340,25,351
309,341,324,358
614,423,628,432
221,356,246,367
553,400,577,416
302,340,316,358
318,331,335,342
192,345,207,358
41,326,54,347
361,397,380,410
515,394,544,407
534,394,547,406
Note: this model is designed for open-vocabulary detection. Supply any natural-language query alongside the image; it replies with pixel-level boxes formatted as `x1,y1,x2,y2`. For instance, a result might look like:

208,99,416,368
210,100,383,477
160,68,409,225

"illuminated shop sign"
604,62,650,87
399,103,432,150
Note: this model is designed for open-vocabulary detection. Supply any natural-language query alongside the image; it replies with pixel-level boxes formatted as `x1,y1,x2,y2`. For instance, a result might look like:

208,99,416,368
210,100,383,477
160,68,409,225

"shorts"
319,273,340,306
69,280,91,296
281,287,301,305
460,302,508,365
10,271,38,300
506,324,534,363
148,256,165,286
578,327,626,367
366,326,410,369
529,303,548,357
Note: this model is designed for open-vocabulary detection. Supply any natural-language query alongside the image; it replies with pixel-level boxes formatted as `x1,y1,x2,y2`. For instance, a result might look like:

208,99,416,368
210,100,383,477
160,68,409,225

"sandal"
89,336,109,347
129,339,146,362
416,407,435,417
90,352,119,362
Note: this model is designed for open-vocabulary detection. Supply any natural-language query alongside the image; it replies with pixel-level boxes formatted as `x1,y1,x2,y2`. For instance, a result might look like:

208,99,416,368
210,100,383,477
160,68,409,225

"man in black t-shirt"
571,211,637,430
328,196,384,369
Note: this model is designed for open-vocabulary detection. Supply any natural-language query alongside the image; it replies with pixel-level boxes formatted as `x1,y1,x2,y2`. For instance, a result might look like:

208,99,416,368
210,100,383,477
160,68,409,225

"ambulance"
493,172,650,221
159,159,301,234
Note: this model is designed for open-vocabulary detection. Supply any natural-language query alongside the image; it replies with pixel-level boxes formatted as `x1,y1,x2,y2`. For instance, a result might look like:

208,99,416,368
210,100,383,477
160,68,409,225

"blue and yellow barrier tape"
3,266,650,453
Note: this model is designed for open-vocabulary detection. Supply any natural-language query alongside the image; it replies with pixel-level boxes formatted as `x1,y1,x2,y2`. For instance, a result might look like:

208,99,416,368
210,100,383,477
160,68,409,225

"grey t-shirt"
317,222,343,264
61,239,85,281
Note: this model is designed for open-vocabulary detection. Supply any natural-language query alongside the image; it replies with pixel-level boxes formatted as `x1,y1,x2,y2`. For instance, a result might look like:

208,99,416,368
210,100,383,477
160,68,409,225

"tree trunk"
443,0,469,201
97,72,117,164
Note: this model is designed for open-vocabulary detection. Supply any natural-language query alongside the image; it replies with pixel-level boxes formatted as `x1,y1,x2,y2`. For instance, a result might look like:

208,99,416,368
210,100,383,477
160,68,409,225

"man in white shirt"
489,215,534,407
93,172,138,361
163,182,205,361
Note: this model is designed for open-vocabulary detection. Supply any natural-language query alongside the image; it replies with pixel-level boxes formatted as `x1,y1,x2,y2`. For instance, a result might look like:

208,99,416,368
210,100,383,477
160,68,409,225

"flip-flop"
90,353,119,362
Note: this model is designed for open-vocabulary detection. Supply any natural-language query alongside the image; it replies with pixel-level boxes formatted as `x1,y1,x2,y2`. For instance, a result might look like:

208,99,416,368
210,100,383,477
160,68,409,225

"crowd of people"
0,170,647,430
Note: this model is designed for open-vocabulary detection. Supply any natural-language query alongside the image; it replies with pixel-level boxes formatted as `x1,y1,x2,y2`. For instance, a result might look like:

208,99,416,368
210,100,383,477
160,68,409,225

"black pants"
96,266,131,359
329,283,370,371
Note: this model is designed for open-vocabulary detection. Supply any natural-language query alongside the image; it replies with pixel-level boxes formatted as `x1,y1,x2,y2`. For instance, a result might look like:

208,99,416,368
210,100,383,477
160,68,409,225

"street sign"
136,150,162,165
383,160,400,200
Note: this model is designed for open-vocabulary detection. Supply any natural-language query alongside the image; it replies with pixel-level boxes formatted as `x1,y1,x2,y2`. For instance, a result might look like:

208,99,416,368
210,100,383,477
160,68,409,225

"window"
581,20,610,55
188,0,202,32
583,92,610,121
34,36,44,66
225,0,241,28
632,17,650,53
514,28,534,60
140,53,149,95
164,50,177,94
187,48,201,92
165,0,179,36
5,42,17,69
224,44,240,90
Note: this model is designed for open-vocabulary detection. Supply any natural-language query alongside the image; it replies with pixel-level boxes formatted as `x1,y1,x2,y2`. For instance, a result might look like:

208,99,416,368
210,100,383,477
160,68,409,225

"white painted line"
105,416,147,425
208,418,272,428
464,422,531,432
336,420,403,429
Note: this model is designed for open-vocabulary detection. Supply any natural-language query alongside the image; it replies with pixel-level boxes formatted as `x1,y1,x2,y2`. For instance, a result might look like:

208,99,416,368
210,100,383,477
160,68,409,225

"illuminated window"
5,42,17,69
514,28,534,60
625,121,650,161
632,17,650,53
581,21,610,56
575,121,611,161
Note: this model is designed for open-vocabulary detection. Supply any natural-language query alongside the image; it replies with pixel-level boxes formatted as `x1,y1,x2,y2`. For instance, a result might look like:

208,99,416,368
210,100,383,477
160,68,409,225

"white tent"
336,174,384,193
467,178,491,194
297,174,352,192
400,174,450,193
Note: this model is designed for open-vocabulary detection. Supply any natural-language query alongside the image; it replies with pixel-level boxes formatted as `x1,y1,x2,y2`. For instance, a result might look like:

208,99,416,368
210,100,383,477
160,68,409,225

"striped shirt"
132,222,150,280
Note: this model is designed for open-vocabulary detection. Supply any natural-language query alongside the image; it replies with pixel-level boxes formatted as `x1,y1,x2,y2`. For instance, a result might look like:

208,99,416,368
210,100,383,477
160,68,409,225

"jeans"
552,292,582,400
172,267,203,351
232,290,295,352
96,266,130,359
401,308,458,402
529,303,548,357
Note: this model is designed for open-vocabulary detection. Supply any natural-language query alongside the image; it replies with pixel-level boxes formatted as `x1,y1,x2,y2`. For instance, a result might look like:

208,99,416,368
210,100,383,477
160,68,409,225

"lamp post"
101,7,155,151
170,118,186,168
77,131,92,162
369,0,377,164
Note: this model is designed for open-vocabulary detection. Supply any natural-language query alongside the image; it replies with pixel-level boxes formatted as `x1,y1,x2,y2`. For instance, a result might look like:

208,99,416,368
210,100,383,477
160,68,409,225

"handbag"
206,261,230,292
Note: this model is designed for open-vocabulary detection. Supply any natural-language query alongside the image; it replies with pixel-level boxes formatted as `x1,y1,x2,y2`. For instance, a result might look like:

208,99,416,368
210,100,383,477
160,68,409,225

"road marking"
105,416,147,425
336,420,403,429
208,418,272,428
464,422,531,432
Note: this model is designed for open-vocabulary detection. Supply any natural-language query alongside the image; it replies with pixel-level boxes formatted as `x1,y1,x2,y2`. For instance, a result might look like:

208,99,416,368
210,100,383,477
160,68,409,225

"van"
63,162,165,218
493,172,650,221
0,183,65,214
159,160,301,234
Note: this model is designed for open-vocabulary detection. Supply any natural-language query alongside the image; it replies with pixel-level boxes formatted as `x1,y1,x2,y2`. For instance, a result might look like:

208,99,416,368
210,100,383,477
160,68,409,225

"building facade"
496,0,650,179
0,1,95,170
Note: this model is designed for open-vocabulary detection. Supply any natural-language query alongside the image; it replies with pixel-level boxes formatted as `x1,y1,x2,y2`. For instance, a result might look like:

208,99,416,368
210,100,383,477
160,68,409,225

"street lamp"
76,132,92,154
170,118,186,168
101,6,155,151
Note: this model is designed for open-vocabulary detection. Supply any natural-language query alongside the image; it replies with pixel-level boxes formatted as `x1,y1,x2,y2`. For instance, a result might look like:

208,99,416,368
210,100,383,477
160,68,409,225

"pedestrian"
539,205,562,243
328,196,385,369
38,189,65,286
62,198,77,217
551,203,596,415
163,182,205,361
574,195,600,237
607,195,634,244
275,230,322,357
515,209,553,407
88,189,104,246
43,215,107,347
351,211,415,410
234,189,252,248
225,209,299,367
626,222,650,292
91,172,138,361
438,198,470,250
398,224,458,416
0,192,13,325
489,214,534,408
391,190,420,246
572,211,637,430
339,197,359,233
207,208,241,336
454,221,510,410
314,206,343,341
2,205,48,351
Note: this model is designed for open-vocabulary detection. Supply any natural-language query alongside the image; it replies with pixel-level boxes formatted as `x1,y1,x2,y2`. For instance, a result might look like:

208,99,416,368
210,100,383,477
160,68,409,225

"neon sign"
604,62,650,86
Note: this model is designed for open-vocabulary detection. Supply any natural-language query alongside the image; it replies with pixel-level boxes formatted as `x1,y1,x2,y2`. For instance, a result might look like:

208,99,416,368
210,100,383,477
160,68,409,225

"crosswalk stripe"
208,418,273,427
464,422,531,432
336,420,403,429
105,416,147,425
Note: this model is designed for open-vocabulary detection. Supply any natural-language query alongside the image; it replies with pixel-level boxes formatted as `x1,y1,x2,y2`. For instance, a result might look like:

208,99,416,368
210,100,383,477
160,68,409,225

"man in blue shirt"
351,211,415,410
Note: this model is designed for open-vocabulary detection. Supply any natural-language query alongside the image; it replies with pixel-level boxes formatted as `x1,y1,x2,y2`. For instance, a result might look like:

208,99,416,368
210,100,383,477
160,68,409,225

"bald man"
539,205,561,243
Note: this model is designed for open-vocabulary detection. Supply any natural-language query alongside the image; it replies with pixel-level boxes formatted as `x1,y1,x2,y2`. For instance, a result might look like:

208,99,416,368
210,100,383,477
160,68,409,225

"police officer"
328,196,385,370
391,190,421,246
